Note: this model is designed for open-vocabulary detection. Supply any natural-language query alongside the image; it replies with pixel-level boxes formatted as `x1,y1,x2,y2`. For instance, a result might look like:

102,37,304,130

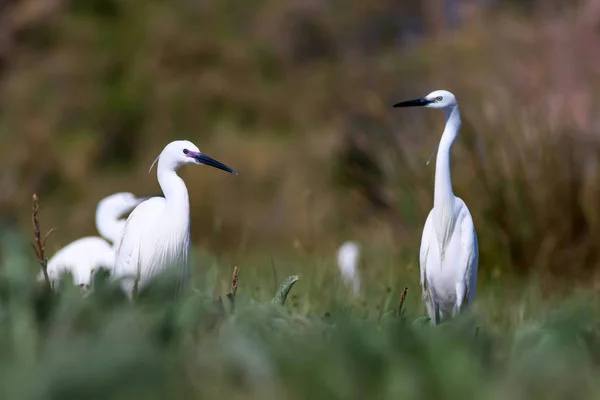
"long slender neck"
96,205,126,244
434,105,461,210
157,161,190,218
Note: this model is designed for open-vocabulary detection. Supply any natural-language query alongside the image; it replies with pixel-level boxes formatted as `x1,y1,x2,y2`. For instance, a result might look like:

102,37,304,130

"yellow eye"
436,96,443,101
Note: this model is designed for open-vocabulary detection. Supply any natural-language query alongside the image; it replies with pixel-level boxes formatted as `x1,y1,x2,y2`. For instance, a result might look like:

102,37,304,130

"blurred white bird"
113,140,237,299
41,192,147,290
337,241,361,296
394,90,478,325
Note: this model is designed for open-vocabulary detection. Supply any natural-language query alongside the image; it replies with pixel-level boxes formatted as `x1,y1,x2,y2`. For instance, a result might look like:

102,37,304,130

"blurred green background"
3,0,600,280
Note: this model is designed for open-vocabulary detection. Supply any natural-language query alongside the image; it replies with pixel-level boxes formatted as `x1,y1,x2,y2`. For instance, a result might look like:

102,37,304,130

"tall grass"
1,229,600,399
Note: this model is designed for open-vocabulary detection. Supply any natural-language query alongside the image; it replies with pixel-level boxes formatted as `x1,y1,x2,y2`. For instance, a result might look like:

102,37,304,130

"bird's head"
115,192,148,210
393,90,459,166
98,192,148,217
393,90,457,110
150,140,237,175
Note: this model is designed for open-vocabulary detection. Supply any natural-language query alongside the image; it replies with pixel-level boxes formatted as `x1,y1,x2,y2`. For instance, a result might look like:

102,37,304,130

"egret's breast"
428,220,462,300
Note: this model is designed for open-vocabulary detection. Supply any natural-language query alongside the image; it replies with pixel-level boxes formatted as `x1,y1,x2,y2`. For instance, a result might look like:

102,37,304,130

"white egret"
113,140,237,299
393,90,478,324
41,192,147,290
337,241,361,296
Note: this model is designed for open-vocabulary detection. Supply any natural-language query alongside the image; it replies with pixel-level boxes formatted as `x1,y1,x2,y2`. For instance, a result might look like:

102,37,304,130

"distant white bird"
113,140,236,299
337,241,361,296
41,192,147,290
394,90,478,325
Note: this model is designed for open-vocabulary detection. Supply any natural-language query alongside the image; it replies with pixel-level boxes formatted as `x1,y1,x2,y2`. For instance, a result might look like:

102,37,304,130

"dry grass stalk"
31,194,55,291
231,266,239,297
226,266,240,312
397,287,408,317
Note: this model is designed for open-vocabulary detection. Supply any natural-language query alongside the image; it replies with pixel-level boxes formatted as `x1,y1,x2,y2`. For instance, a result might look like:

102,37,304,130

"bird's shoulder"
115,197,165,269
71,236,113,248
453,197,477,242
453,197,474,222
126,196,165,221
116,197,163,242
118,197,165,237
47,236,113,281
50,236,112,260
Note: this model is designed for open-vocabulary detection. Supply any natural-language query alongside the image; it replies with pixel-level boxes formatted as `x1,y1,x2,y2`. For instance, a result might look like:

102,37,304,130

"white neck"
157,159,190,219
434,105,461,210
96,205,127,244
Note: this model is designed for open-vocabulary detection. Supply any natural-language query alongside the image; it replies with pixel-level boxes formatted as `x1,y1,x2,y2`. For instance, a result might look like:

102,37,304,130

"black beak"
393,98,432,108
193,153,237,175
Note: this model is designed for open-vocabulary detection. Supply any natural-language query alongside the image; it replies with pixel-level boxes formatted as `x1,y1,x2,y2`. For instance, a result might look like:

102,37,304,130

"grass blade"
271,275,299,306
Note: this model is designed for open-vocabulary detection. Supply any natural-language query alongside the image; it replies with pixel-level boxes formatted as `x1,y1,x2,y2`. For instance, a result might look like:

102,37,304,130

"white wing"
113,197,164,293
456,198,478,306
43,236,114,288
419,211,433,289
113,197,190,297
419,210,437,321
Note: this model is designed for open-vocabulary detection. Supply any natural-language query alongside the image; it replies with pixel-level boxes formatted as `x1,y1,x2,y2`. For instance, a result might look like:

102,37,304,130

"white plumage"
41,192,146,290
394,90,479,324
112,140,237,299
337,241,361,296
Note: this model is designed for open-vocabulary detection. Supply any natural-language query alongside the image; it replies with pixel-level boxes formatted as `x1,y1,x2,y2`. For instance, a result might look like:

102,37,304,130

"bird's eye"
436,96,443,101
183,149,189,155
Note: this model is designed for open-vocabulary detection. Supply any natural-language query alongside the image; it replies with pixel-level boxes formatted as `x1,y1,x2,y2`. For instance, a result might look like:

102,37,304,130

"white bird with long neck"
394,90,478,325
337,241,361,296
113,140,237,299
41,192,147,290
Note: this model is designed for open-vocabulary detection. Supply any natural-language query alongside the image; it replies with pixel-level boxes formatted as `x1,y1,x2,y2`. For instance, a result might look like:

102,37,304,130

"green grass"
2,232,600,399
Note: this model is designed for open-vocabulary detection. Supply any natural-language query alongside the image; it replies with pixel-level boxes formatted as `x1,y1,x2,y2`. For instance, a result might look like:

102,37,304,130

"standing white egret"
337,241,361,296
41,192,147,290
393,90,478,324
113,140,237,299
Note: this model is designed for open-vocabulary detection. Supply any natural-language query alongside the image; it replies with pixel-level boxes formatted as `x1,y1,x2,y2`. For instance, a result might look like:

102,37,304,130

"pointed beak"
189,152,237,175
393,98,432,108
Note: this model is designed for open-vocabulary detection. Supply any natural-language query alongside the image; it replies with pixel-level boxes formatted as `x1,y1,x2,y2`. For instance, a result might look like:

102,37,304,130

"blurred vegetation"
2,0,600,284
3,231,600,399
